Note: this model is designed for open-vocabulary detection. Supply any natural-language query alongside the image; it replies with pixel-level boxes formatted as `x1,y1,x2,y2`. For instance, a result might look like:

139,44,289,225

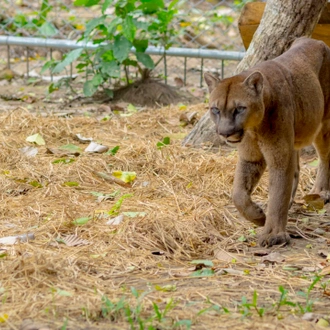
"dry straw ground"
0,103,329,330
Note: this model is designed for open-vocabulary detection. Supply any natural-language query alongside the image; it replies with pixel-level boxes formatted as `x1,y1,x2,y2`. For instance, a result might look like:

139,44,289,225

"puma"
204,37,330,247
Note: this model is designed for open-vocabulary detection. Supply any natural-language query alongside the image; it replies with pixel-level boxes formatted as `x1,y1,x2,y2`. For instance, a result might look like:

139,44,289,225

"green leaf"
84,16,106,36
53,48,84,74
108,194,133,216
238,235,247,242
140,0,164,14
105,145,120,155
56,289,73,297
113,36,132,63
123,15,136,42
101,49,115,61
101,61,120,78
155,284,176,292
156,136,170,149
39,21,57,36
92,73,103,86
41,60,55,74
102,0,114,14
63,181,79,187
191,269,215,277
29,180,43,188
74,0,100,6
52,158,75,164
106,16,122,35
133,39,148,53
127,104,137,113
26,133,45,145
190,260,213,267
73,216,92,225
136,52,154,69
83,80,98,97
59,144,82,153
168,0,179,10
308,159,319,167
112,171,136,183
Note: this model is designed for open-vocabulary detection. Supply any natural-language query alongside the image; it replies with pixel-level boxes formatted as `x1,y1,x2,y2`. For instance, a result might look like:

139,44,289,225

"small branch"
92,171,131,188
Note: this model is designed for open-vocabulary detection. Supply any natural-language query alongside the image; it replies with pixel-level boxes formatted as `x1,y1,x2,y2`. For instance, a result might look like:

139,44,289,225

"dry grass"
0,104,329,330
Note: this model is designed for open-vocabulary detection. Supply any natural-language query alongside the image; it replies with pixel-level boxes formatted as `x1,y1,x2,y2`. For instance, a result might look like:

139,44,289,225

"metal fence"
0,0,247,88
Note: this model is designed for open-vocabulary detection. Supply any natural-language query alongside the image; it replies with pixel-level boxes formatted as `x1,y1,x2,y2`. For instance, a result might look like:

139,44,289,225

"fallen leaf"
62,181,79,187
52,158,75,164
46,148,80,157
20,146,38,157
0,233,35,245
21,94,37,104
72,217,92,226
316,319,329,327
261,252,285,264
105,145,120,156
214,248,241,262
155,284,177,292
122,211,146,218
0,313,8,323
302,267,318,272
74,133,93,143
0,68,15,80
320,265,330,276
106,214,124,225
216,268,245,276
59,235,90,247
59,144,82,153
157,137,170,149
179,112,198,125
303,194,324,211
112,171,136,183
190,259,213,267
85,141,109,153
26,133,45,146
307,159,319,167
190,268,215,277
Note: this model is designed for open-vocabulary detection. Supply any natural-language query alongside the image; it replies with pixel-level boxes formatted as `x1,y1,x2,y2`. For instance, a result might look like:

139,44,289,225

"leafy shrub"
43,0,178,97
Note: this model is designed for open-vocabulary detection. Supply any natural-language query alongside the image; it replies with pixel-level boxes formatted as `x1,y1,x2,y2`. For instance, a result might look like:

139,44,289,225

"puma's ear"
244,71,263,95
204,72,220,93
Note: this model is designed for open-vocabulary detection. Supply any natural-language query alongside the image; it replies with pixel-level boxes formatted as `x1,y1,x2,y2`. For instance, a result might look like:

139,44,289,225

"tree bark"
182,0,327,148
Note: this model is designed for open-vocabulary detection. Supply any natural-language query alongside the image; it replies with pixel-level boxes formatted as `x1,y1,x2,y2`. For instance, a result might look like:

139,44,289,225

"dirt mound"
113,78,186,107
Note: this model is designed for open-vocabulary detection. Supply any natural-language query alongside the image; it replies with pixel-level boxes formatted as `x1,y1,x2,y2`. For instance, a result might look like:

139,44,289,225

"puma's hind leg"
289,150,300,208
312,121,330,202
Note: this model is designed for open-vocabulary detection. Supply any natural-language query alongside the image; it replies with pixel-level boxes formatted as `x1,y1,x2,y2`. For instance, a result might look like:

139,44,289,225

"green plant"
274,286,296,313
239,291,264,318
1,0,57,36
43,0,179,97
296,275,322,313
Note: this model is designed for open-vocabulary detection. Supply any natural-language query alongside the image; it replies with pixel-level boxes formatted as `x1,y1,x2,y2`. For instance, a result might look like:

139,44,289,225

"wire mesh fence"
0,0,247,90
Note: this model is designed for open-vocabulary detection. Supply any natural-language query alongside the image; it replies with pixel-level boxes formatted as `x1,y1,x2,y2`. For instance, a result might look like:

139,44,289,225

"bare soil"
0,85,329,329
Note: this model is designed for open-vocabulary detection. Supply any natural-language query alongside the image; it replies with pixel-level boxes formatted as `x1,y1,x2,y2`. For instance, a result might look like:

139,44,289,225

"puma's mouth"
226,130,244,144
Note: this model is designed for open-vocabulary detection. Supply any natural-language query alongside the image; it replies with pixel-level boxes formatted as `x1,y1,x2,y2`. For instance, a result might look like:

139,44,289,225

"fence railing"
0,0,247,87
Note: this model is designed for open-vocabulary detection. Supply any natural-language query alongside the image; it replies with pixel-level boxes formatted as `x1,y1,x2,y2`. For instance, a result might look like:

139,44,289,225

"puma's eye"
234,106,246,116
211,107,220,115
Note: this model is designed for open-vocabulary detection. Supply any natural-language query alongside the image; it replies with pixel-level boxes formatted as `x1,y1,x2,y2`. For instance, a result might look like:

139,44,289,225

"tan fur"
204,37,330,247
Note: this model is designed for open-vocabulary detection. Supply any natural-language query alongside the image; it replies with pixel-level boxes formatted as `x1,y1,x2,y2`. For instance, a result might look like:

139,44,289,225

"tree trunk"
182,0,327,148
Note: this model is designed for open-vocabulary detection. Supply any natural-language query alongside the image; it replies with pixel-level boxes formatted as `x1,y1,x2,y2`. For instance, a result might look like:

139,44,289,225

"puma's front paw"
258,230,291,247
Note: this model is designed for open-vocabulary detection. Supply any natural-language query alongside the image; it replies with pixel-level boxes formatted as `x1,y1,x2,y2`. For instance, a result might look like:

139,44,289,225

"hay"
0,104,329,329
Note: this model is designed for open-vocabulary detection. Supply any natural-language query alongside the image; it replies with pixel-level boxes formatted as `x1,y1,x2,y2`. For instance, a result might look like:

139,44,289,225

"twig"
92,171,131,188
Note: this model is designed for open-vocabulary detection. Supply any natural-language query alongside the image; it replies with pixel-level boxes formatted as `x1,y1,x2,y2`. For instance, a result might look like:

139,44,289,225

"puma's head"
204,71,265,145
